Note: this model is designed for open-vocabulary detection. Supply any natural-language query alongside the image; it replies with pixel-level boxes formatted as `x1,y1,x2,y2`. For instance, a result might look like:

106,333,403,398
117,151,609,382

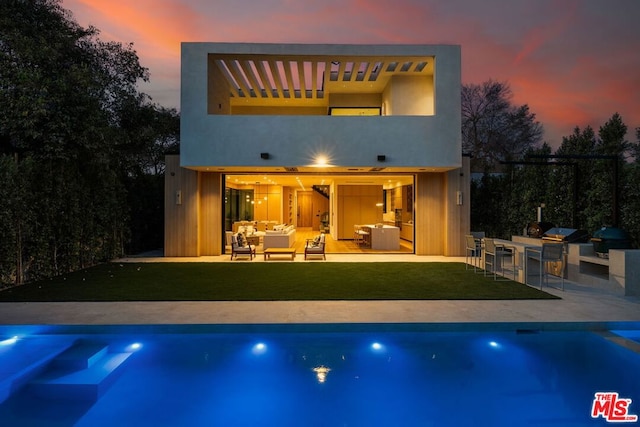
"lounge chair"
304,234,326,260
231,234,256,260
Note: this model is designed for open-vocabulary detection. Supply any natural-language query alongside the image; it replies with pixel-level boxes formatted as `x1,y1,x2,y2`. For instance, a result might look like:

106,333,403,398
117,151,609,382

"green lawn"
0,262,559,301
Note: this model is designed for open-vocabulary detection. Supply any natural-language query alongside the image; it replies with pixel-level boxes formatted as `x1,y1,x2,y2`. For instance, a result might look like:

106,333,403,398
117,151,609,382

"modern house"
165,42,470,257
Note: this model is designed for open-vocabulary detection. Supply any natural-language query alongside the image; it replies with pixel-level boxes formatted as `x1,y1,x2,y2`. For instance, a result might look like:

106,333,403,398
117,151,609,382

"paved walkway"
0,254,638,328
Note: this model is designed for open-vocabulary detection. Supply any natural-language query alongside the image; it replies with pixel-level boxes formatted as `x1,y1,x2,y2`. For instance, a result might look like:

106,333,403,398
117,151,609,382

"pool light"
252,342,267,355
126,342,143,352
0,336,18,346
371,342,386,352
488,340,501,349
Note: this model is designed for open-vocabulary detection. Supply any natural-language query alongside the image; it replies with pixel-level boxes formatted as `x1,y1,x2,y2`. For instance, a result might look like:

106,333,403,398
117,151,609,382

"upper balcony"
181,43,461,172
207,52,435,116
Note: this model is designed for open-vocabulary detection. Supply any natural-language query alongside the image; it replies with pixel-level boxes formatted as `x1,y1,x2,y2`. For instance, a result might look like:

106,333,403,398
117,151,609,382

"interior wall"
337,185,383,239
253,184,282,222
329,93,382,108
384,75,434,116
207,56,230,115
231,106,327,115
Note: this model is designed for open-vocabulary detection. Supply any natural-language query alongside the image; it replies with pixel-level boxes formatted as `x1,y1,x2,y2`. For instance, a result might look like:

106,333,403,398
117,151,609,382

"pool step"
28,340,132,402
0,337,74,404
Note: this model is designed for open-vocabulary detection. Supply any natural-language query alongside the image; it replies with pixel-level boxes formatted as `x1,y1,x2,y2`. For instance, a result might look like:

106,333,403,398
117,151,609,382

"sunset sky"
61,0,640,148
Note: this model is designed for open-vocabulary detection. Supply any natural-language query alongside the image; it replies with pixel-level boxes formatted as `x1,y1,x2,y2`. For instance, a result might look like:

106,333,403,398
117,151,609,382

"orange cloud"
67,0,204,55
59,0,640,145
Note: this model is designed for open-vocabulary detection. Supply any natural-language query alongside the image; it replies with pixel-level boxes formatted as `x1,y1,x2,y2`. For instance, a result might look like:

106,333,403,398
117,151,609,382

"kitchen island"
363,225,400,250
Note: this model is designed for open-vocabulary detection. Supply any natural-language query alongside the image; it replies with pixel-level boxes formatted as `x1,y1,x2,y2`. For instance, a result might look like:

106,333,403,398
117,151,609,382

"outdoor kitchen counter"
566,243,640,296
493,238,541,284
501,239,640,296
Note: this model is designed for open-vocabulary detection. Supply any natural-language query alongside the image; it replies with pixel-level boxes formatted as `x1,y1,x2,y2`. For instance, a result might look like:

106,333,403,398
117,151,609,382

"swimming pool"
0,323,638,426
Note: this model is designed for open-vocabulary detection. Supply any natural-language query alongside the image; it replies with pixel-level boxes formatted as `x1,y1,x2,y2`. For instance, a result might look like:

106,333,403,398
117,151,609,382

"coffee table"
264,247,296,261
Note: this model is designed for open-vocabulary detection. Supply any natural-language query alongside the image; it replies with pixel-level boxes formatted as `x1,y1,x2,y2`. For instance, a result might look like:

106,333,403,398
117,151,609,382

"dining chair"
358,225,371,247
354,225,369,247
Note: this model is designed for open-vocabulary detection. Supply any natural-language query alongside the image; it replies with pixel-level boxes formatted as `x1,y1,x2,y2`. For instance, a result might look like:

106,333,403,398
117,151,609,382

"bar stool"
354,225,369,247
483,238,513,280
360,226,371,248
354,225,363,246
465,234,482,272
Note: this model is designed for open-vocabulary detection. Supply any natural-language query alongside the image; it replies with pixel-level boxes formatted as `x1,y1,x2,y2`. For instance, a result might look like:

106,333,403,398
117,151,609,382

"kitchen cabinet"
401,223,414,242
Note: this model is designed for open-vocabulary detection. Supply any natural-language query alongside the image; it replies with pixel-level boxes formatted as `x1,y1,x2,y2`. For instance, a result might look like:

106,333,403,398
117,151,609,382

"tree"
505,143,554,233
586,113,628,229
118,101,180,254
621,127,640,247
470,113,640,245
462,80,543,172
0,0,175,285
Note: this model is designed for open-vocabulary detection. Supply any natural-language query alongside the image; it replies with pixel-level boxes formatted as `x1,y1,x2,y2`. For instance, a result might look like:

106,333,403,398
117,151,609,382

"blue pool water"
0,324,639,426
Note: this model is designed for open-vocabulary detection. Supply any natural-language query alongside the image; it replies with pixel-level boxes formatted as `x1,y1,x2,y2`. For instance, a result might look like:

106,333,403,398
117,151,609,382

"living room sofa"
263,226,296,249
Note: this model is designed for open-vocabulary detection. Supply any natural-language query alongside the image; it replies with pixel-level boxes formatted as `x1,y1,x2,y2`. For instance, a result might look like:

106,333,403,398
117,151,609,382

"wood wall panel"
337,185,383,239
297,191,314,227
199,172,222,256
415,173,444,255
339,196,361,239
253,184,282,222
443,158,469,256
164,155,198,256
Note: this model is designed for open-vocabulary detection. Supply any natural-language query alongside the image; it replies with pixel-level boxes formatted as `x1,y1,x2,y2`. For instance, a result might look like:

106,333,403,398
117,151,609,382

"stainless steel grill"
542,227,589,243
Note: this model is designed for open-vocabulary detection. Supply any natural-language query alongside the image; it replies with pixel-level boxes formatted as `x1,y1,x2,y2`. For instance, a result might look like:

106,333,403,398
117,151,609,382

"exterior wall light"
260,152,270,159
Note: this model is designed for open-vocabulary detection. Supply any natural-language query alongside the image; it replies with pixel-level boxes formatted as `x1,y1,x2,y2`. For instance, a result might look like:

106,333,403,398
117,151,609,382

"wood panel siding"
164,155,199,256
199,172,222,255
443,158,469,256
414,172,444,255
